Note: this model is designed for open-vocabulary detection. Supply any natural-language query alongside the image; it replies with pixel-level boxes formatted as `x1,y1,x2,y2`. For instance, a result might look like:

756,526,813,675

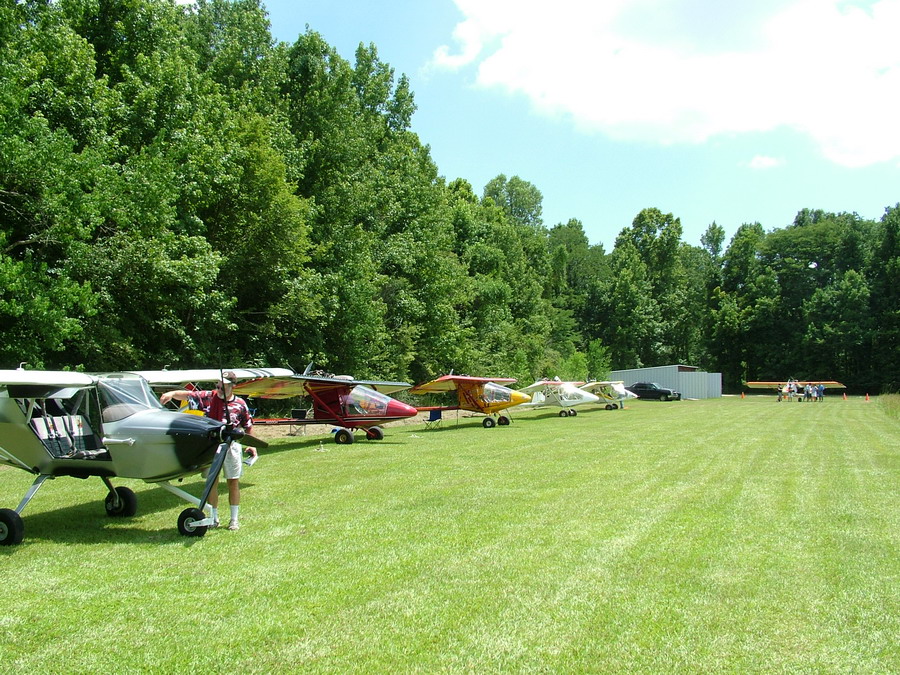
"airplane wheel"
0,508,25,546
558,410,568,418
605,404,613,410
366,426,384,440
105,486,137,517
568,409,577,416
497,416,510,426
335,429,355,445
482,417,496,428
178,508,208,537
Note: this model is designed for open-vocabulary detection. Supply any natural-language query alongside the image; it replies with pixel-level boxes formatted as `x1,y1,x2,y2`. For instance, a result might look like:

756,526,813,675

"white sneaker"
227,520,240,531
210,519,220,529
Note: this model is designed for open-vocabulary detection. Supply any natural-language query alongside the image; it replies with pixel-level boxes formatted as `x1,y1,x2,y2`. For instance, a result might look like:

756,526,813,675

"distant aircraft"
580,380,637,410
516,378,600,416
409,374,532,428
0,367,279,544
745,379,846,401
227,366,418,443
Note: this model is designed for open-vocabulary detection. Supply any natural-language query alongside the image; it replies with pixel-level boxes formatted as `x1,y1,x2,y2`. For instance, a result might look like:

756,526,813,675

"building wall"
609,365,722,399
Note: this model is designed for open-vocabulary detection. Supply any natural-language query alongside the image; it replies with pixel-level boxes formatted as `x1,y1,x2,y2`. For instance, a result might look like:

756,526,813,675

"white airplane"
0,367,288,545
515,378,600,417
580,380,637,410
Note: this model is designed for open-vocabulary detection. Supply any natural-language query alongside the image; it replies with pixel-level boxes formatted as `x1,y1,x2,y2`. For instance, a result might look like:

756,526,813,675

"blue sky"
258,0,900,249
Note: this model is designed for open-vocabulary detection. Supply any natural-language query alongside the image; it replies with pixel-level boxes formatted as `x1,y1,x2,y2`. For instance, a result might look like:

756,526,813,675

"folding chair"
423,408,442,429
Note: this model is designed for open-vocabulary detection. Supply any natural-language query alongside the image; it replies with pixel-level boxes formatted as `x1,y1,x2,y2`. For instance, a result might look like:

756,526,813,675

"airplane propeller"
177,368,265,537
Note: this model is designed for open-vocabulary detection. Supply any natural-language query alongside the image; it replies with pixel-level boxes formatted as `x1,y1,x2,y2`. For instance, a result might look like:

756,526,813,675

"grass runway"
1,395,898,672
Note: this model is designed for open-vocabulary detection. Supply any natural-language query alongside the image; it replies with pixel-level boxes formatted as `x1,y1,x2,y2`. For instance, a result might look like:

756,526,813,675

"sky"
257,0,900,249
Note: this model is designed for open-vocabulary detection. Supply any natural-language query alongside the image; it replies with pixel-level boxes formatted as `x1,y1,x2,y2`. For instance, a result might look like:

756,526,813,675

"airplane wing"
235,374,411,399
519,379,584,392
133,368,294,385
746,380,846,389
410,374,517,394
0,370,96,387
580,380,622,393
519,380,552,393
0,369,97,398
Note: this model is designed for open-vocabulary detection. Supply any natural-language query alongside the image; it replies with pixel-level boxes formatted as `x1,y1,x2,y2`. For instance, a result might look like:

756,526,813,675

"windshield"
482,381,514,403
341,385,391,416
98,374,164,422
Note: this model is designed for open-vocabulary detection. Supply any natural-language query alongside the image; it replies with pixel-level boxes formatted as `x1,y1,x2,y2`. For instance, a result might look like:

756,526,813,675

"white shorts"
202,443,243,480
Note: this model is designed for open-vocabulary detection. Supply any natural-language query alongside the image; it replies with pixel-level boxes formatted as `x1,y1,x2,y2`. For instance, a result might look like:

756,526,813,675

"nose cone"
511,390,532,406
387,399,419,420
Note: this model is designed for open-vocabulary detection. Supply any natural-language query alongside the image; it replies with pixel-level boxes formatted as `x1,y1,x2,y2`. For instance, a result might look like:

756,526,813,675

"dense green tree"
1,0,896,394
483,174,543,230
802,270,873,387
868,205,900,391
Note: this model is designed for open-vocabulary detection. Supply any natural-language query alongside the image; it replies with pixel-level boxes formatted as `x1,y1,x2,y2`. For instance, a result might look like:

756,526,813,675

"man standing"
160,371,255,530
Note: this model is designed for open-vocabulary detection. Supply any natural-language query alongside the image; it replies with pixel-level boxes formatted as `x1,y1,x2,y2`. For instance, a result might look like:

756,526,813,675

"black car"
626,382,681,401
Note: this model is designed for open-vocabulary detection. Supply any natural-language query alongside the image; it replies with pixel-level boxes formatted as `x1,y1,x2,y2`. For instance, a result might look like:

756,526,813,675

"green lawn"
1,396,898,672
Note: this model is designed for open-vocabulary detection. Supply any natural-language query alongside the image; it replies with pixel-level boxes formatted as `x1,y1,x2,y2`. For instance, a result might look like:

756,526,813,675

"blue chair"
424,409,442,429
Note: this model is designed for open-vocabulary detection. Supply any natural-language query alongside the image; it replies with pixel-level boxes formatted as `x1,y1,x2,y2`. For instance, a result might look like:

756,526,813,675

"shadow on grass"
0,475,279,549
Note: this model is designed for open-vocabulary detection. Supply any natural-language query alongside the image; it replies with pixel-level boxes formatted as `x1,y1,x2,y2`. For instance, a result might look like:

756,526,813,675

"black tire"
335,428,355,444
366,426,384,440
497,415,510,426
482,417,496,428
178,507,208,537
558,410,568,417
663,394,670,401
605,404,614,410
0,508,24,546
568,409,577,417
104,486,137,517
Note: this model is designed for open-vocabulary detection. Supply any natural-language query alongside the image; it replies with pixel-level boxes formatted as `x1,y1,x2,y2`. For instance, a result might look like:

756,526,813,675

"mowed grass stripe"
0,397,896,671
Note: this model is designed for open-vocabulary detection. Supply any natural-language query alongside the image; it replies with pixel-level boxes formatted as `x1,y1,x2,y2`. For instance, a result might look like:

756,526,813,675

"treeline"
2,0,897,393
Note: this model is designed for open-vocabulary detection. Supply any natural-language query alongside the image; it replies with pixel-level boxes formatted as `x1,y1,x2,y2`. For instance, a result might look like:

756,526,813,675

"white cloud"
747,155,784,169
430,0,900,168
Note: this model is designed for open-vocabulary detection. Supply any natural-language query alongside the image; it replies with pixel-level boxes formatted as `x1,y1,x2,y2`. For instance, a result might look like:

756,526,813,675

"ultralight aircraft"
224,366,418,443
515,378,601,416
409,374,532,428
0,367,286,545
745,379,846,401
580,380,637,409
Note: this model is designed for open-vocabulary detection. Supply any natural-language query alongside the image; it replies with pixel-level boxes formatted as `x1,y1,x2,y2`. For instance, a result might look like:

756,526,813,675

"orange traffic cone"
741,391,745,399
865,393,870,402
843,392,847,401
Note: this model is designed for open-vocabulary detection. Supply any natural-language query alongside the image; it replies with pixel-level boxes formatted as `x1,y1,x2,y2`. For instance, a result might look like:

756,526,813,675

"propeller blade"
242,433,268,449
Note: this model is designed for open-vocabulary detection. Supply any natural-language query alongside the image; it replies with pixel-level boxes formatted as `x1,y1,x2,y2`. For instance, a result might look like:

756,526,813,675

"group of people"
777,379,827,402
160,372,255,531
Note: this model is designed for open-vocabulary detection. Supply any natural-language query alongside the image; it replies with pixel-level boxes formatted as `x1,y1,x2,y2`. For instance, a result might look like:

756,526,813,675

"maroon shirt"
189,390,253,434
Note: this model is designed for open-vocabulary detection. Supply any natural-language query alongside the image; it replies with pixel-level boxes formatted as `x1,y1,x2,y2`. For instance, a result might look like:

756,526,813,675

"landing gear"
178,507,208,537
482,417,496,428
0,508,25,546
104,486,137,517
335,428,355,445
497,415,510,426
558,409,568,417
365,426,385,440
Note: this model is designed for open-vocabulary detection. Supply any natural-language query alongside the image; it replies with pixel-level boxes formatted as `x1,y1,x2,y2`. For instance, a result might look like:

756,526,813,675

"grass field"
1,396,898,672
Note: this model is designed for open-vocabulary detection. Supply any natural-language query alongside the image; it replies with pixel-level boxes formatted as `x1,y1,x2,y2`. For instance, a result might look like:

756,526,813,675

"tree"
483,174,543,230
